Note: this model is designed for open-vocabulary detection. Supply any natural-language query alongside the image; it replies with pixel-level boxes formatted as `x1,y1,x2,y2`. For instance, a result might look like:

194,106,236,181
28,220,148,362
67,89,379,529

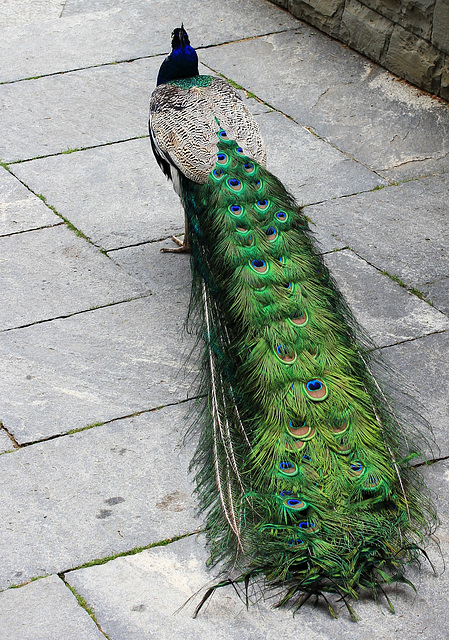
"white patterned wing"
150,77,266,183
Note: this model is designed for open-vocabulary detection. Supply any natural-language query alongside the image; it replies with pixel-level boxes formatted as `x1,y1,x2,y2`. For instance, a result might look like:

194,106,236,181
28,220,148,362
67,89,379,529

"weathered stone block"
359,0,435,40
433,0,449,54
0,575,105,640
340,0,394,62
287,0,345,37
441,54,449,100
385,24,442,92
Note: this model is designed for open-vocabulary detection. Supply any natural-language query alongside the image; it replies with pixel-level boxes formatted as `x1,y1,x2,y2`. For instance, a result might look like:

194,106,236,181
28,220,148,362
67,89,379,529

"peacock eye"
349,462,364,477
255,199,269,211
227,177,242,191
275,344,296,363
217,153,228,164
213,168,224,178
243,162,254,172
288,538,305,548
250,259,268,274
266,226,277,240
278,461,298,477
236,147,243,154
298,520,316,530
219,130,228,139
365,475,379,487
286,498,306,509
289,310,308,326
229,204,242,215
304,379,328,401
276,211,287,221
254,179,261,188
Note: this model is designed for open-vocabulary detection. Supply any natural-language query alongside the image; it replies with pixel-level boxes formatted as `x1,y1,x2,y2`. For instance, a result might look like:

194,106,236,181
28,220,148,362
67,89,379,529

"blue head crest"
157,25,199,85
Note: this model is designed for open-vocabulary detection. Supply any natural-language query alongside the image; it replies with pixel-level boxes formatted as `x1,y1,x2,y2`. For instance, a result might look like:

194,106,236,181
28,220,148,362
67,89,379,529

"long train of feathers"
149,27,438,618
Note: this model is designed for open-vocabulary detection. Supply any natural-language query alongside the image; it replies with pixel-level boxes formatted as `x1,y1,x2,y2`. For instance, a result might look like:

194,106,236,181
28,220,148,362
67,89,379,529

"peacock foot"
160,235,190,253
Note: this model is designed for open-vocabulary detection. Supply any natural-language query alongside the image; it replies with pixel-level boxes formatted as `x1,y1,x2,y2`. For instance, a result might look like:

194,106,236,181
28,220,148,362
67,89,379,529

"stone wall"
269,0,449,99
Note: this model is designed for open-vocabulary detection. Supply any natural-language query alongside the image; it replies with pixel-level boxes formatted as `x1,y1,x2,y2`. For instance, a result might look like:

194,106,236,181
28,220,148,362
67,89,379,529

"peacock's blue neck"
157,45,199,86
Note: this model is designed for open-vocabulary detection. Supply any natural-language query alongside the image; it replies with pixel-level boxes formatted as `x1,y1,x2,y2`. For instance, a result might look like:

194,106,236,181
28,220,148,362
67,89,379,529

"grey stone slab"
0,58,156,163
0,296,194,443
110,238,191,295
0,167,59,236
0,58,263,165
384,331,449,458
0,428,15,454
200,30,449,181
0,574,104,640
306,174,449,290
0,405,198,590
0,0,64,27
65,481,448,640
0,225,147,331
11,138,184,251
324,250,449,347
0,0,297,83
259,110,387,208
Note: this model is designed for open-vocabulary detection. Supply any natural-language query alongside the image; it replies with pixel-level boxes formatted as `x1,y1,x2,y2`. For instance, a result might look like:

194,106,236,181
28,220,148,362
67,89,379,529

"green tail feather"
182,129,437,613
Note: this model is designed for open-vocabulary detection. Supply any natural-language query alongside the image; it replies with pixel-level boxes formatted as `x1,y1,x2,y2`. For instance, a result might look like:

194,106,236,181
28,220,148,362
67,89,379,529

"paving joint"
201,61,396,186
58,578,111,639
378,328,447,350
107,232,185,253
0,221,65,239
59,531,201,577
5,167,95,243
348,247,443,310
0,294,152,334
0,422,20,449
4,135,150,165
0,395,199,453
0,29,295,87
413,454,449,468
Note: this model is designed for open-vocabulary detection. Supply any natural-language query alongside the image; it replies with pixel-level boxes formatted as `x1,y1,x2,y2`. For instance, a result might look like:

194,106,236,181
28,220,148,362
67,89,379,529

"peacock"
149,26,437,618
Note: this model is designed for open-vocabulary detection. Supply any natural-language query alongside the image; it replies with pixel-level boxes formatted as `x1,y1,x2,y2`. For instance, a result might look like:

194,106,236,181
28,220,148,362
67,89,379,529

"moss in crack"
63,582,111,639
380,271,431,305
8,574,50,590
65,422,105,436
67,532,200,573
36,193,90,241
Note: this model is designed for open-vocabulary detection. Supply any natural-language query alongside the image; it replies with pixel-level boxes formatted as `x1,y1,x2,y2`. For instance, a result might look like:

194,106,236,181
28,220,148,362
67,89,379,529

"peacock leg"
160,214,190,253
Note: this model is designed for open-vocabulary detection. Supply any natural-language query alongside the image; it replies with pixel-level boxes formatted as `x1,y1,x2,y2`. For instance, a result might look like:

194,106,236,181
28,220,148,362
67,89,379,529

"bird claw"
160,235,190,253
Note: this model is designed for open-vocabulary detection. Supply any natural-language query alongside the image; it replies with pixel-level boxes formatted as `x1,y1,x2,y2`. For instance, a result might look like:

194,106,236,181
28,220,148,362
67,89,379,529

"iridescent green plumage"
182,135,436,616
150,30,436,617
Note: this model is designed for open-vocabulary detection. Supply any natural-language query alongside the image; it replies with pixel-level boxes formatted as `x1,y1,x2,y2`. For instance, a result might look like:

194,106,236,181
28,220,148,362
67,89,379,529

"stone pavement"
0,1,448,638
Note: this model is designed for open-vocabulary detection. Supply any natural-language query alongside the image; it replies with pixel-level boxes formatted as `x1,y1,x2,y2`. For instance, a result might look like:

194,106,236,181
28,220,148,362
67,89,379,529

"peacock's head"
171,24,190,49
156,25,199,85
